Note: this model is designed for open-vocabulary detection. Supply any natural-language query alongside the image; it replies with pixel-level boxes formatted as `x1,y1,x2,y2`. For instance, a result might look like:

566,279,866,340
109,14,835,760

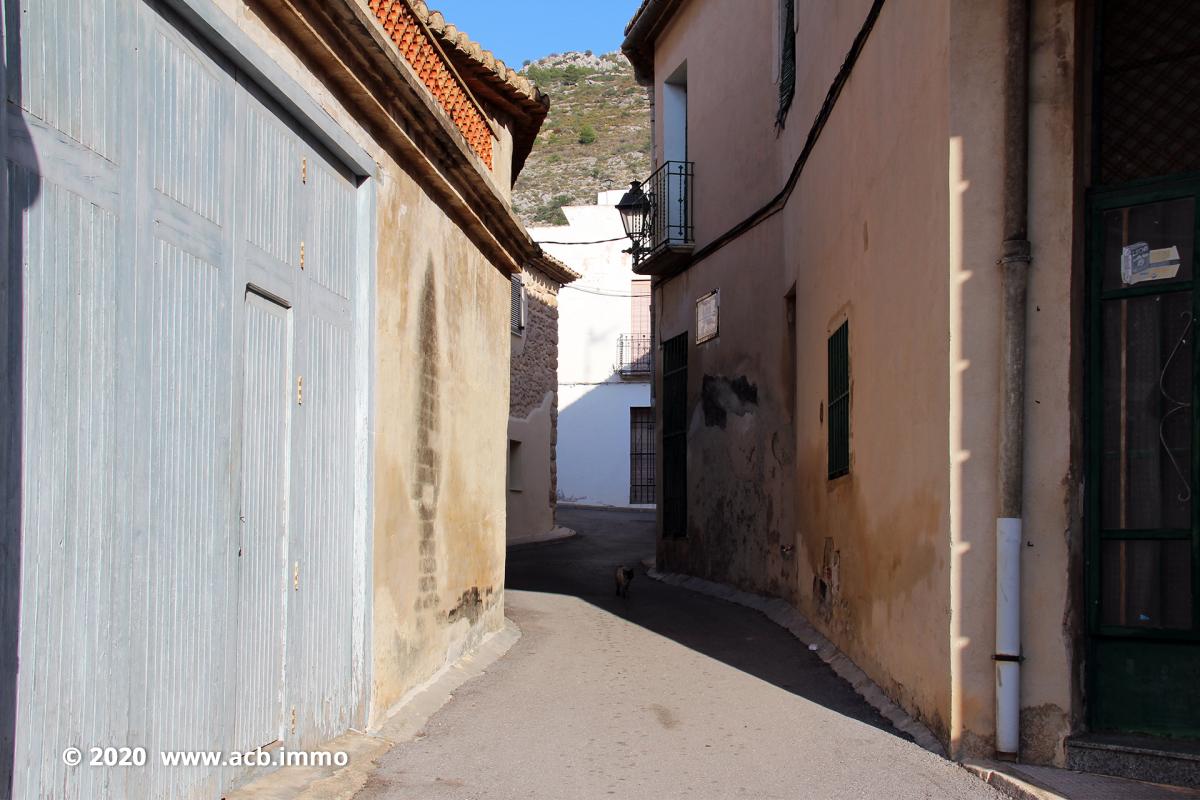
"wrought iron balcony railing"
617,333,653,376
631,161,694,269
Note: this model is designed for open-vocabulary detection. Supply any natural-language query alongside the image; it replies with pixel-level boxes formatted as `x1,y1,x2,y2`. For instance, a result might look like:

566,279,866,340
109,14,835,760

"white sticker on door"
1122,241,1181,285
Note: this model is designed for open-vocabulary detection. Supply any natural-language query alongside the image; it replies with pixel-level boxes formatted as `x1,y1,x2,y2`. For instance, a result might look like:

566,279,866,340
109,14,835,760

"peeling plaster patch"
447,586,486,625
956,729,995,761
701,375,759,429
815,537,841,620
1020,703,1069,766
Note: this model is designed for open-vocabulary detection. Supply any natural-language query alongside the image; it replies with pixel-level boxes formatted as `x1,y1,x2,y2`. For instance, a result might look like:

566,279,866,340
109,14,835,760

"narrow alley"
9,1,1200,797
353,509,999,800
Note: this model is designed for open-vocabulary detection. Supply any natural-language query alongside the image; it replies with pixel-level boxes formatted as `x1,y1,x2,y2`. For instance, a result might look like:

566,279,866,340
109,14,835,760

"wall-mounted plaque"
696,290,719,344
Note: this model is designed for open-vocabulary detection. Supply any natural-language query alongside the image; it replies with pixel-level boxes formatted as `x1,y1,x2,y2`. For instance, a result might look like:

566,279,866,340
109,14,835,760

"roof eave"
529,250,581,286
621,0,688,84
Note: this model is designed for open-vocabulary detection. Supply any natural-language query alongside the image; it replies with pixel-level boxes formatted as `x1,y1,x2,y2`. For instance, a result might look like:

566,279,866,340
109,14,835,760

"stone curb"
645,567,946,756
507,525,577,547
557,502,656,514
227,619,522,799
963,761,1065,800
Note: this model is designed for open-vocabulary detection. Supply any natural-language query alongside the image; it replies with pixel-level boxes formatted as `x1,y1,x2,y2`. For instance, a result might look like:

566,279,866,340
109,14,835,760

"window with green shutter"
510,274,525,334
828,321,849,478
778,0,796,128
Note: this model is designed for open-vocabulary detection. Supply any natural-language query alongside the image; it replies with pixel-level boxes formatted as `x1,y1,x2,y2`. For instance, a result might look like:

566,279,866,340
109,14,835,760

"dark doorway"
1086,0,1200,737
662,333,688,538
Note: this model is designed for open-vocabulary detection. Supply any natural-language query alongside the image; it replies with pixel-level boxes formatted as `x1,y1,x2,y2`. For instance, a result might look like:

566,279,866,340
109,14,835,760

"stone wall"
511,266,560,419
508,265,561,540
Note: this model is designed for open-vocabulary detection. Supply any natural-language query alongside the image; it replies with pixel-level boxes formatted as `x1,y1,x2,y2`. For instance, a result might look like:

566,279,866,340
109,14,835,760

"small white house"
530,191,654,509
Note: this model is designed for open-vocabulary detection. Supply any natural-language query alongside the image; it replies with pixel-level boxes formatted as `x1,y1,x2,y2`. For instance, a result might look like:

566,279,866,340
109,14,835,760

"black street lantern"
616,180,651,244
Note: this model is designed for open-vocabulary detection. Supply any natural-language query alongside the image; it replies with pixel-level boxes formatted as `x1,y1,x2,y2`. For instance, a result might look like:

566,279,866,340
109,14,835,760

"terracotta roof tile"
418,2,549,110
366,0,549,178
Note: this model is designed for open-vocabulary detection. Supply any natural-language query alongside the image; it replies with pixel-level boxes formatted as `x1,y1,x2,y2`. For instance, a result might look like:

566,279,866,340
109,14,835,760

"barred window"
629,407,656,504
828,321,850,478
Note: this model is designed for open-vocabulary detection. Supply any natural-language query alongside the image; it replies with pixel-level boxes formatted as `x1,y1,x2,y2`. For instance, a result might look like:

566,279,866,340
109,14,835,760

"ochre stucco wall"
782,0,953,744
1019,0,1081,763
651,0,781,249
948,0,1080,763
650,0,952,742
647,0,1081,763
371,163,510,718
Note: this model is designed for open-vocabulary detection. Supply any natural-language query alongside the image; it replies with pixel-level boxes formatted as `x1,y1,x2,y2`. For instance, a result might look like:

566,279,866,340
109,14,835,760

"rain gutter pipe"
995,0,1032,762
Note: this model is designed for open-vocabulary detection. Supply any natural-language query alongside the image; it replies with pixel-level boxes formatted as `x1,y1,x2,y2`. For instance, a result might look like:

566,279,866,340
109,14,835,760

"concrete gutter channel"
644,566,1200,800
226,621,522,800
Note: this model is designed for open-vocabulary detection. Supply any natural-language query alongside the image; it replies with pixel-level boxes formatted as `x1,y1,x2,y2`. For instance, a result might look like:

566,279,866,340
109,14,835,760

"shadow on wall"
1,23,38,794
557,369,654,507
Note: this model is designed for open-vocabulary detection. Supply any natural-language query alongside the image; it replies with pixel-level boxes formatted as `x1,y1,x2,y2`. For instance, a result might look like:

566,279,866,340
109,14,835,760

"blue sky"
427,0,644,67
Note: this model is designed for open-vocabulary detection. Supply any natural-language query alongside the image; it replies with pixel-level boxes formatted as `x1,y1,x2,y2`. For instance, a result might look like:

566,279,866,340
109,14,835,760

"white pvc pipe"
995,516,1022,757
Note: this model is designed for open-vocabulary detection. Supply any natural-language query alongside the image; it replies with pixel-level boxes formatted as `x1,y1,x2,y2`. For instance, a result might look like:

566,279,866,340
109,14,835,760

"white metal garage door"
3,0,370,796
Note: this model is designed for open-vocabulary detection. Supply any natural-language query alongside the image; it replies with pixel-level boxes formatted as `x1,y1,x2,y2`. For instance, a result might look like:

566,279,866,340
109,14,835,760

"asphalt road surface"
354,507,1000,800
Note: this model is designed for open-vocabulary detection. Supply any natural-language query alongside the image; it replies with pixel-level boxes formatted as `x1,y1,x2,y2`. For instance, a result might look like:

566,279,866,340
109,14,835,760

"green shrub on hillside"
513,52,651,226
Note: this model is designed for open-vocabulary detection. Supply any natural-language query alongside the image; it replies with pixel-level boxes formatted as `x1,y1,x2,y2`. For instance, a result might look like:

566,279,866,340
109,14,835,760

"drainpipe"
995,0,1031,763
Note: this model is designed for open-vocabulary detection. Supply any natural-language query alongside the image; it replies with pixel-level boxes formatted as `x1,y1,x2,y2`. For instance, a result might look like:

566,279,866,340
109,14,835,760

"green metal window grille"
662,333,689,537
828,321,850,478
777,0,796,128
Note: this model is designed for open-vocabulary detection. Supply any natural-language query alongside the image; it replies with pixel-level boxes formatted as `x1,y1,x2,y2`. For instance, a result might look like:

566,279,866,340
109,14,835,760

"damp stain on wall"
413,263,442,616
701,374,759,429
446,585,495,625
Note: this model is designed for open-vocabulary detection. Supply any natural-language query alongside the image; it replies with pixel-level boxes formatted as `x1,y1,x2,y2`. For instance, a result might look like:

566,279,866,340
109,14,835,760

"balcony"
617,333,653,378
630,161,694,276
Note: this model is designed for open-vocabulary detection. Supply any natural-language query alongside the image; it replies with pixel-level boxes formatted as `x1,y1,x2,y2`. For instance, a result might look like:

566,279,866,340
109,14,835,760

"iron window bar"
617,333,653,376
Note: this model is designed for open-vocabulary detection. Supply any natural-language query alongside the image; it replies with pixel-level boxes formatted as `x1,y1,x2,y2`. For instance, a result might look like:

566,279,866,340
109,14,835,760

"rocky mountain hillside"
513,51,651,226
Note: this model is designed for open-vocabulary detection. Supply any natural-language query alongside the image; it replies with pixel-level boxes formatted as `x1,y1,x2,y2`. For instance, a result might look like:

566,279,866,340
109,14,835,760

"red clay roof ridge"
414,1,549,110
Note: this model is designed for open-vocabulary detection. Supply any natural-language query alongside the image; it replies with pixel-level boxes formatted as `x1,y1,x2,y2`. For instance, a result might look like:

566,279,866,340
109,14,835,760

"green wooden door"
1088,179,1200,737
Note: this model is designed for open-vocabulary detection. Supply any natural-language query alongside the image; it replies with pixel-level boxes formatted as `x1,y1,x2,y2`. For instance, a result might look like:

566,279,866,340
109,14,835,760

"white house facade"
530,192,654,509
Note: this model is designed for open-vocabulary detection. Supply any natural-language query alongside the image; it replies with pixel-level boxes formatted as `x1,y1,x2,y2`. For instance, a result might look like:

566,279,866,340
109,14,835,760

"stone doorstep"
965,760,1200,800
224,620,521,800
1067,734,1200,791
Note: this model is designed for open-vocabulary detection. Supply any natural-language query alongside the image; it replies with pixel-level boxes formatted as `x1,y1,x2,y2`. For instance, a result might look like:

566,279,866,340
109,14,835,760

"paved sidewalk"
353,507,1001,800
